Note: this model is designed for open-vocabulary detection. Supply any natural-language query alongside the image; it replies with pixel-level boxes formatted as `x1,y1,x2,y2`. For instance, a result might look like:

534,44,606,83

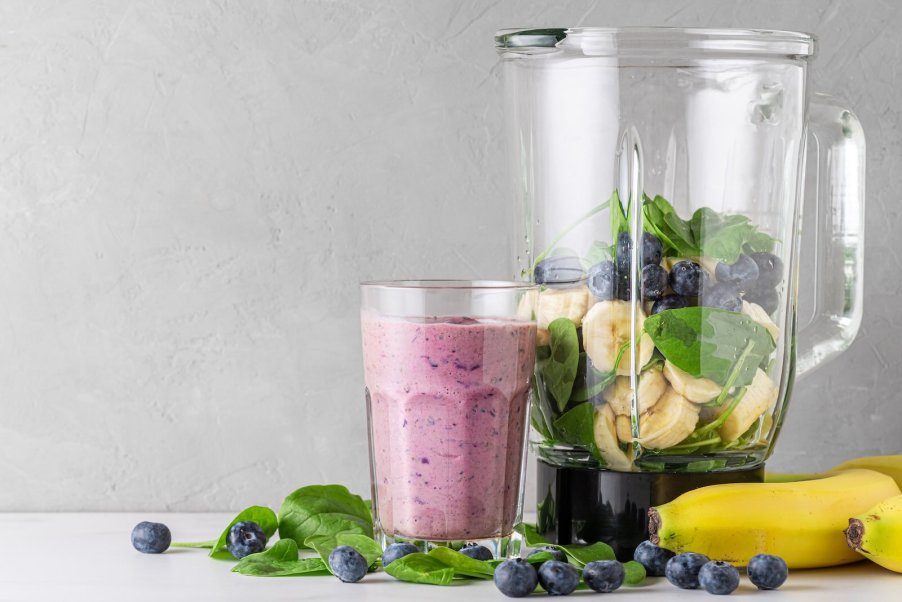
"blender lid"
495,27,815,57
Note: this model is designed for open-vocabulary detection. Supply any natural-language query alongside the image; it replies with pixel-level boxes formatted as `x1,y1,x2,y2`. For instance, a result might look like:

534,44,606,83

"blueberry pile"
536,232,783,316
632,540,788,596
494,552,632,597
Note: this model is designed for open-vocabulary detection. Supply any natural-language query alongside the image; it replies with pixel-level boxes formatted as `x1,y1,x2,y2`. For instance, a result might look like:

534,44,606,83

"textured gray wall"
2,0,898,511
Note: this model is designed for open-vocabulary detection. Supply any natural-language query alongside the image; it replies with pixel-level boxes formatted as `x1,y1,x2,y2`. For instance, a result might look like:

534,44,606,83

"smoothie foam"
362,315,535,541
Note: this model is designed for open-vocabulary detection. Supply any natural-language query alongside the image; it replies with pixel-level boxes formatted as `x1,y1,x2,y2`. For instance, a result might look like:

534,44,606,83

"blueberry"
715,254,760,289
460,543,493,561
615,231,632,274
227,521,267,559
700,282,742,312
587,260,617,300
382,542,418,566
651,294,689,315
747,554,788,590
698,560,740,595
131,521,171,554
669,261,705,297
641,232,663,267
534,255,585,287
665,552,711,589
641,264,669,301
494,558,538,598
329,545,368,583
633,540,675,577
748,252,783,288
583,559,625,593
537,559,579,596
527,546,567,566
744,285,780,314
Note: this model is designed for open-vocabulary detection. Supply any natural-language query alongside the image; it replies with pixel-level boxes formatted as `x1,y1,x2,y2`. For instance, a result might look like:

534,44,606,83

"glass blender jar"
497,27,865,559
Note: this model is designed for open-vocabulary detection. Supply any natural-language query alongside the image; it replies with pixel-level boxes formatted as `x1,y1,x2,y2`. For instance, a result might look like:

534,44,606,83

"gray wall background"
2,0,898,511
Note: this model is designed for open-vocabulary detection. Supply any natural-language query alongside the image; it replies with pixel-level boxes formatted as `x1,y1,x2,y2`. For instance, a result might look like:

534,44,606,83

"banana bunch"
649,469,902,568
846,494,902,573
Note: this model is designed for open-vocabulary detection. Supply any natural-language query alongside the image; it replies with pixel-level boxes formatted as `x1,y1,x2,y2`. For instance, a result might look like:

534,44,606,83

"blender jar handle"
795,93,866,377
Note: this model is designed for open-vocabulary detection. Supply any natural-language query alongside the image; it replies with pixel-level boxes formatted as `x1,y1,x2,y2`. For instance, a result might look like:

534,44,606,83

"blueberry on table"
669,260,705,297
641,232,663,267
747,554,788,590
527,546,567,565
715,254,760,289
698,560,740,595
494,558,538,598
329,545,368,583
665,552,711,589
587,260,618,300
700,282,742,312
616,231,632,274
583,559,625,593
534,255,585,287
748,252,784,288
744,285,780,314
633,540,675,577
460,543,493,561
227,521,267,559
651,294,689,315
537,559,579,596
131,521,171,554
641,264,669,301
382,542,418,566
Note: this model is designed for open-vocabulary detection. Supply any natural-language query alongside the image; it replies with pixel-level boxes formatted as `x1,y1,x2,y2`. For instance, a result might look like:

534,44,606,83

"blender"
496,27,866,559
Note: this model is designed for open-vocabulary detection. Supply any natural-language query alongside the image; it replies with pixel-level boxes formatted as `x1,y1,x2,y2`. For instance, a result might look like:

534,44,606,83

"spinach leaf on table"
623,560,647,585
306,532,383,572
383,552,455,586
643,307,775,387
550,542,616,567
545,318,581,412
278,484,373,549
209,506,279,560
232,539,331,577
427,547,495,579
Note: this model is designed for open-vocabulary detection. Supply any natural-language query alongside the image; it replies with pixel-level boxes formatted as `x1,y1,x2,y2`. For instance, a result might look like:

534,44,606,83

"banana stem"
530,197,613,273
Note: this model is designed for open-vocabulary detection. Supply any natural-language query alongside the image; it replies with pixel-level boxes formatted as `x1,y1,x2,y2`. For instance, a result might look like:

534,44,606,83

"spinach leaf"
623,560,647,585
232,539,331,576
209,506,279,560
583,240,612,268
517,521,551,547
545,318,580,412
643,307,775,387
552,402,601,462
642,195,696,257
525,551,556,565
553,542,616,567
536,486,556,536
278,485,373,549
383,552,455,586
611,189,629,240
689,208,776,263
531,196,613,273
306,532,382,572
427,547,494,579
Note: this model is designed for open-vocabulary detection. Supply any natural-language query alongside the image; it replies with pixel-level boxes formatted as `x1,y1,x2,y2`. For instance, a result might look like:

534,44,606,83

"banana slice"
615,414,633,445
535,287,591,346
663,361,722,403
716,368,779,442
583,300,654,375
603,367,667,415
638,387,700,449
593,404,634,471
742,300,780,341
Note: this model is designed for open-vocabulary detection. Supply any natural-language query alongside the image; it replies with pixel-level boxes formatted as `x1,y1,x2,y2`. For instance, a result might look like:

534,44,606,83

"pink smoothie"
362,315,536,541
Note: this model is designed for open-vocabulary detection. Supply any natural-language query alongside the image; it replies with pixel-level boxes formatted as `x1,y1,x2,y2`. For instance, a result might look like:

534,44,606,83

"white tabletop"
1,513,898,601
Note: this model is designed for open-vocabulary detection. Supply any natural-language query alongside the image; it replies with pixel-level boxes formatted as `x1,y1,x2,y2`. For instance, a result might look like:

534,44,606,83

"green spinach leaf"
210,506,279,560
231,539,331,576
623,560,647,585
642,195,696,257
306,532,382,572
517,521,551,547
689,208,776,263
545,318,580,412
552,402,601,462
427,547,494,579
553,542,616,567
643,307,775,387
383,552,455,586
278,485,373,549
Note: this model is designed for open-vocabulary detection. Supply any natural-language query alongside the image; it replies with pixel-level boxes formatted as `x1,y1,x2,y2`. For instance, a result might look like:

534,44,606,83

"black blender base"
535,460,764,561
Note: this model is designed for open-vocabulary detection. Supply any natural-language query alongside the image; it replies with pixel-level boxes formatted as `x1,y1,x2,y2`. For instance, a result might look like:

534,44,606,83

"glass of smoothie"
360,280,538,558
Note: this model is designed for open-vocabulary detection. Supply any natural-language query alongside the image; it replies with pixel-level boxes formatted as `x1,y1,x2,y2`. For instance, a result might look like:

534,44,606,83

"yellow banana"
766,454,902,490
845,494,902,573
649,469,901,568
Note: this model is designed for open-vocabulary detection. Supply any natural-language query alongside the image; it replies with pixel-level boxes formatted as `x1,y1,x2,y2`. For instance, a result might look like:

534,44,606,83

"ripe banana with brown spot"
713,368,778,441
603,366,667,415
593,404,634,471
638,387,699,449
582,300,654,375
662,360,721,403
535,287,591,345
742,300,780,340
